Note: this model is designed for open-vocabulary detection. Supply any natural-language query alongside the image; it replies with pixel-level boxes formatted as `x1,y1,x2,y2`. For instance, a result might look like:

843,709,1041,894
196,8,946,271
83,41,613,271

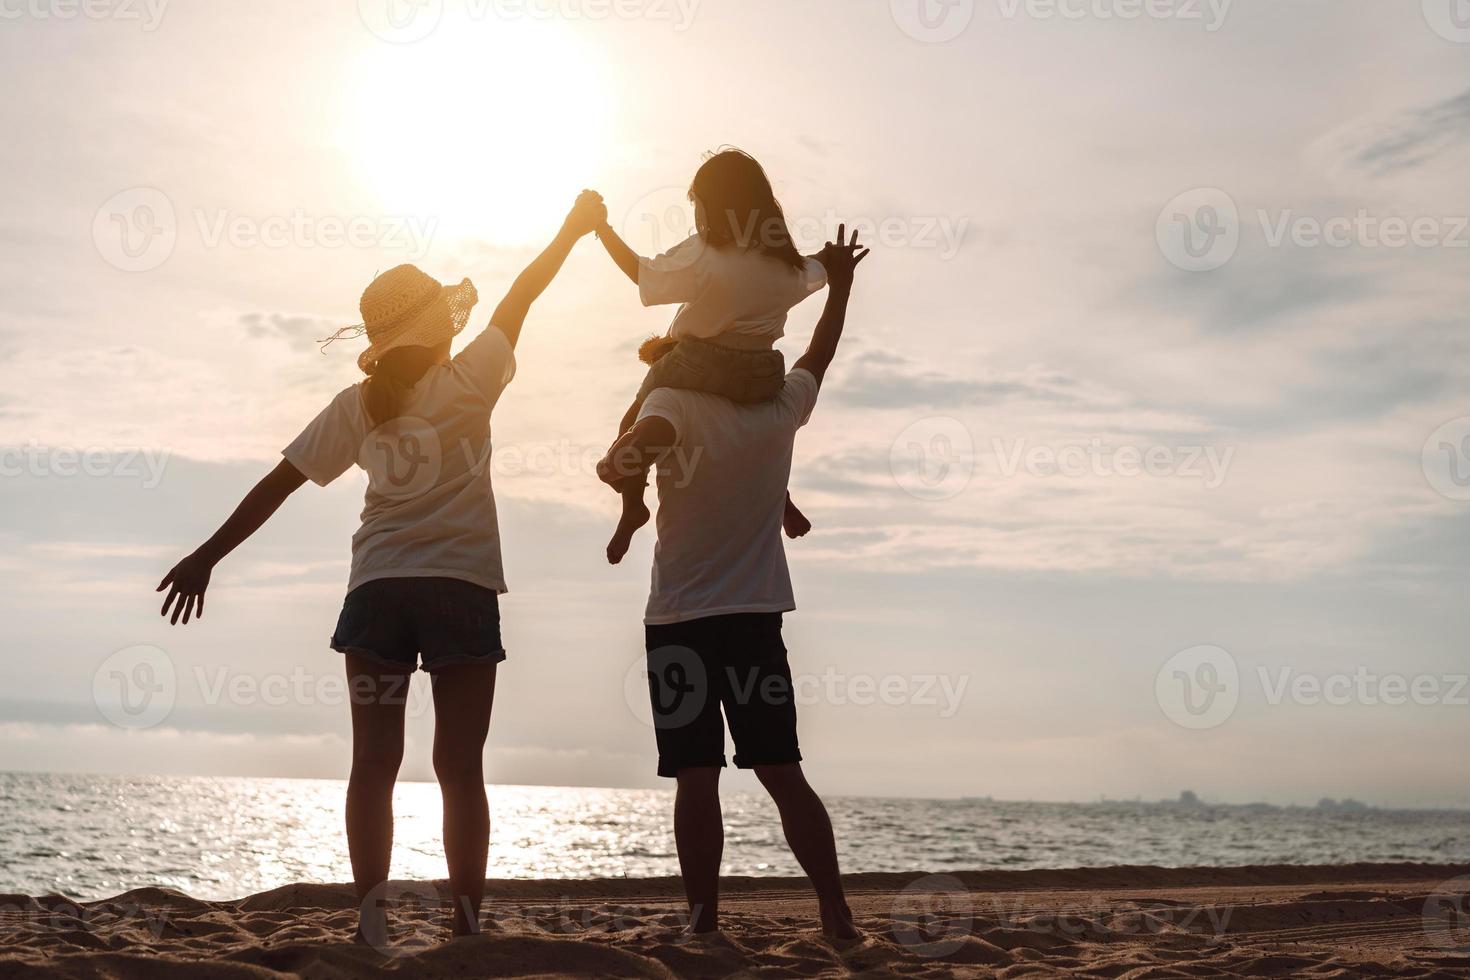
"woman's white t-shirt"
639,236,827,344
282,327,516,595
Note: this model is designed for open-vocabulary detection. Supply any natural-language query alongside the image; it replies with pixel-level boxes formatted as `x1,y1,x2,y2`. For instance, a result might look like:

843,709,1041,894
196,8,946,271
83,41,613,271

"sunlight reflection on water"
3,773,1469,901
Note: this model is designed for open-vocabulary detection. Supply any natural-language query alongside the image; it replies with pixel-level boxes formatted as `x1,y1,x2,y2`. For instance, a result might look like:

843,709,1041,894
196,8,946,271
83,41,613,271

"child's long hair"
690,149,805,272
362,346,440,427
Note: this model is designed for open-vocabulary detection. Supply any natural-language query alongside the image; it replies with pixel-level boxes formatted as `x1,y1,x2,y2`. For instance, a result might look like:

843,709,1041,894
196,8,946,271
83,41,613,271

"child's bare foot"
607,500,651,565
783,497,812,539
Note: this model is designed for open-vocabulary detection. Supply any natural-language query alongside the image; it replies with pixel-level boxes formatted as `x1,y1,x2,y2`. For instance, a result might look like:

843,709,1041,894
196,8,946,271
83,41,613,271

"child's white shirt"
639,235,827,345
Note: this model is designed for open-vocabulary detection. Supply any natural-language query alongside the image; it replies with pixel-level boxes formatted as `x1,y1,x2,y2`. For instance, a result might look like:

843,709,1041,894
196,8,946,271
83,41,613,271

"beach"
3,863,1470,977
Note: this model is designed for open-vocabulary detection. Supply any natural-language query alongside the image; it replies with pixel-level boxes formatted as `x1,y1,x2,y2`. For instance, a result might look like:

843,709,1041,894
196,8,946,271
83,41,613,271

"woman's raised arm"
490,190,605,349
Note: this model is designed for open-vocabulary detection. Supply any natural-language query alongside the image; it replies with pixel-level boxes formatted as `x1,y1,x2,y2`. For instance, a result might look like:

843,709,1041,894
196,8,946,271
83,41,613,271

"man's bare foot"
821,904,861,941
783,497,812,539
607,500,651,564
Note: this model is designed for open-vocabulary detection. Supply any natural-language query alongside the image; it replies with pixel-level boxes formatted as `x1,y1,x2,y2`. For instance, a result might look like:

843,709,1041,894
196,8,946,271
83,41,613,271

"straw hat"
320,264,478,373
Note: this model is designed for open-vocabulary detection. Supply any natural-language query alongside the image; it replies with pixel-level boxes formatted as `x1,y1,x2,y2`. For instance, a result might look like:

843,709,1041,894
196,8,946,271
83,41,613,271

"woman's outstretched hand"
816,224,871,292
157,551,214,625
564,189,607,238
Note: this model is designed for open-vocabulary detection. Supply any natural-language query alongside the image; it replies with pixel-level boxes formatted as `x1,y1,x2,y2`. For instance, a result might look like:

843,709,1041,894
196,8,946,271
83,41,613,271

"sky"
2,0,1469,808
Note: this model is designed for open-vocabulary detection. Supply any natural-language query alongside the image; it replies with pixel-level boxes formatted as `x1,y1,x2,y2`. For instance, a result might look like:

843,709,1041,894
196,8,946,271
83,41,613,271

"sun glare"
342,24,612,246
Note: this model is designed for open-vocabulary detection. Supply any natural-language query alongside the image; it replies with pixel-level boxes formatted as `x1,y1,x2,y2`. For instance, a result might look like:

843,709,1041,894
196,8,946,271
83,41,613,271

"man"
599,226,871,938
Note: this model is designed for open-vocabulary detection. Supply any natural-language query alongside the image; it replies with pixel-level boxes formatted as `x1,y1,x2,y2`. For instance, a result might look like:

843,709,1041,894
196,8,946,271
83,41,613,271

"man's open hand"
817,224,871,292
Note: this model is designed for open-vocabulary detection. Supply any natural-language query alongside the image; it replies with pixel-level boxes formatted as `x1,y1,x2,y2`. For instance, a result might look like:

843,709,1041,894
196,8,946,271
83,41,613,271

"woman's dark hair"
690,149,805,271
362,345,441,428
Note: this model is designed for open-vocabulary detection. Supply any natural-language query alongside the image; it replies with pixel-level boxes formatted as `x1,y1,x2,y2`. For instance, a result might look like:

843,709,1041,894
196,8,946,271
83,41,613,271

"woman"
156,190,607,939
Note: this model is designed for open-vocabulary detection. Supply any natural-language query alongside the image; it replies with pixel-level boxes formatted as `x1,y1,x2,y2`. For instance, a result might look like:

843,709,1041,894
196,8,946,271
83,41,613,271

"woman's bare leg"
430,662,498,937
345,654,411,939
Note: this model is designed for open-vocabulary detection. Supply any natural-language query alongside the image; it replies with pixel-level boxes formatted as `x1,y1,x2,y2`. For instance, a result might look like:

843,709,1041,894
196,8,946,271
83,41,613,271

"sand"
3,863,1470,977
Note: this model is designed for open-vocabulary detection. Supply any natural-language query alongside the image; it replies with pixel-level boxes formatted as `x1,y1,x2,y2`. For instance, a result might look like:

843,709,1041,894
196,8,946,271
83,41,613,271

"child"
593,149,828,564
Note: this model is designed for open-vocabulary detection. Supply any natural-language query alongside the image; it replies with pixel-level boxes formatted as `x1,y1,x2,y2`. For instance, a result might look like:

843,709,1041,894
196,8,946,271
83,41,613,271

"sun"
341,22,612,246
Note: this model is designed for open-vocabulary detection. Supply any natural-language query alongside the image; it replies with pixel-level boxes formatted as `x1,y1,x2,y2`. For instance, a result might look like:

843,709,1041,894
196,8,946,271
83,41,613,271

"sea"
3,772,1468,902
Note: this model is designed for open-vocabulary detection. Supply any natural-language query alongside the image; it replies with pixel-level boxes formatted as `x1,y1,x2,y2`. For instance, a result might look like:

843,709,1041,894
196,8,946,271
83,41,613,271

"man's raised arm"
793,225,870,386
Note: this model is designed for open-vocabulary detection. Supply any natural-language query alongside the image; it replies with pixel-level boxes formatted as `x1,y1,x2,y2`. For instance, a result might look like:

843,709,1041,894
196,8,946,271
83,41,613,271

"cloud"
239,312,336,352
1336,88,1470,179
830,349,1083,410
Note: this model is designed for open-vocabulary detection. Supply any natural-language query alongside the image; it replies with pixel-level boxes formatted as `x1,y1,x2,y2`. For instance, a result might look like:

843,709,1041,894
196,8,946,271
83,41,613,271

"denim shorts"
330,577,505,674
642,613,801,778
635,337,785,406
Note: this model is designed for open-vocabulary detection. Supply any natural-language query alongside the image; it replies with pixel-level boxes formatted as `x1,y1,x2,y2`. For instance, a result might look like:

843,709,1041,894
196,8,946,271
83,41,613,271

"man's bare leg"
754,764,859,939
674,767,724,933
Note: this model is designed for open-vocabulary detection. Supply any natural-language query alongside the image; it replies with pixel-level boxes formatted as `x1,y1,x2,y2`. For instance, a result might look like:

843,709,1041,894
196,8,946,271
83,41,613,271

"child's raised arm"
594,216,643,286
156,458,308,624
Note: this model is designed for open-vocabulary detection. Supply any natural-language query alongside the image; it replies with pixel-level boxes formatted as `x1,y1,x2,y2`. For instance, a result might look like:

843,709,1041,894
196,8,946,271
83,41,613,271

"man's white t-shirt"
640,236,826,345
283,327,516,595
636,368,821,625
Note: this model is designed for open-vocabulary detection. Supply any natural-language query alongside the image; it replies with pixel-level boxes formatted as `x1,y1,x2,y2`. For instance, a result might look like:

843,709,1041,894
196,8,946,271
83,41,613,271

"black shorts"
643,613,801,778
330,577,506,674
